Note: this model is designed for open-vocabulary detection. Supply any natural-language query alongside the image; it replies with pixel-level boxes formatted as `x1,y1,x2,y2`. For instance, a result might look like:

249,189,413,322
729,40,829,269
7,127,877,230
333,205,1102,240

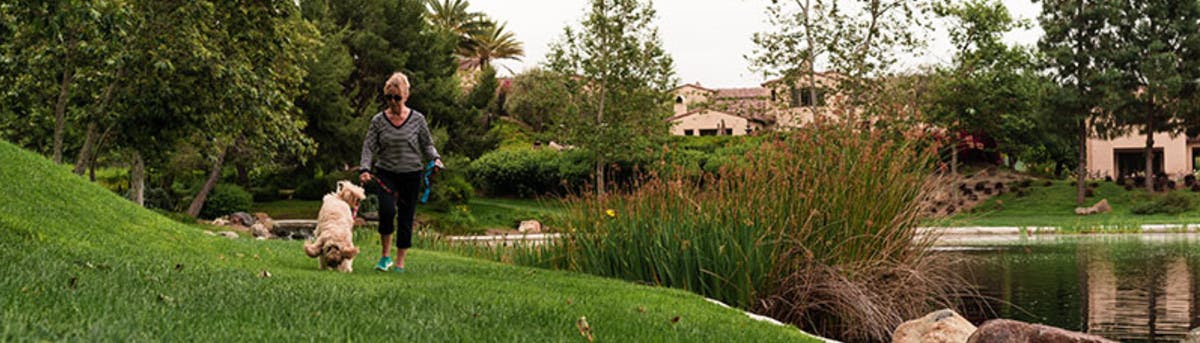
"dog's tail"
303,241,321,257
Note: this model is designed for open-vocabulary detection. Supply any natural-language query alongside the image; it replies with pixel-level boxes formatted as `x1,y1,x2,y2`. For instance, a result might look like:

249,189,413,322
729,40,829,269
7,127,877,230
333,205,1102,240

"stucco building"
668,72,847,136
1086,131,1199,179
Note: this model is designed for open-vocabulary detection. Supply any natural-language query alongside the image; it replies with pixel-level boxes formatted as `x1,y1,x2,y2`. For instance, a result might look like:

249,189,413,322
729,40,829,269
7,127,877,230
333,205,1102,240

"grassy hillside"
929,180,1200,228
0,140,819,342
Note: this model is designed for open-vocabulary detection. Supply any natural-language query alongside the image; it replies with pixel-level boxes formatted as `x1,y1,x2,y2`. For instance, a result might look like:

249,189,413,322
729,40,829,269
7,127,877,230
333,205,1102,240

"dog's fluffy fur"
303,181,366,272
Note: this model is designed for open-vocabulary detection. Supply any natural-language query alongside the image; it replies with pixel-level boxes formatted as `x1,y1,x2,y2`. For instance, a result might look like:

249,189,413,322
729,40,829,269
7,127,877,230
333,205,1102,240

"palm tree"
425,0,489,43
458,21,524,71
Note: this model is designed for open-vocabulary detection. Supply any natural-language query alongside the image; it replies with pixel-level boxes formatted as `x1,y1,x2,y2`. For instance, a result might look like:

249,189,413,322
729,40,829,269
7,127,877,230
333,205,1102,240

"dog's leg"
339,259,353,273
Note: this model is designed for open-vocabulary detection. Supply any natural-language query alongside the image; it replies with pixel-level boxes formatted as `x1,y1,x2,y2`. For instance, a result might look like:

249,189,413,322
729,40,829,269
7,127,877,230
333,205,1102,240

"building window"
790,86,826,108
724,128,733,135
684,129,694,136
676,95,684,104
699,129,718,136
771,89,777,101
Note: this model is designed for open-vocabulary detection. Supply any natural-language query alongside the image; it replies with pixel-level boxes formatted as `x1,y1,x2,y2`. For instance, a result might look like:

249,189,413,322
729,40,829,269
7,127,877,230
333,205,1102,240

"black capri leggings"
373,168,421,249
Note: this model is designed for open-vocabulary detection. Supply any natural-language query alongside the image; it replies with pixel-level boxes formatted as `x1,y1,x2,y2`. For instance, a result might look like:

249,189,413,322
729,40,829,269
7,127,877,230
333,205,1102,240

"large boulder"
967,319,1116,343
892,309,976,343
253,212,274,230
1074,199,1112,216
250,223,272,239
518,220,542,234
229,212,256,226
1183,327,1200,343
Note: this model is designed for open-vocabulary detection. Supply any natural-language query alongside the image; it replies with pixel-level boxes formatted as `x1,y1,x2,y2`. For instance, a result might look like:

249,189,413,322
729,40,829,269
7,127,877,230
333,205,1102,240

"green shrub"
429,205,479,235
469,148,591,197
141,187,177,211
293,170,359,201
426,173,474,212
1131,192,1195,215
198,184,253,219
294,177,330,200
249,184,281,202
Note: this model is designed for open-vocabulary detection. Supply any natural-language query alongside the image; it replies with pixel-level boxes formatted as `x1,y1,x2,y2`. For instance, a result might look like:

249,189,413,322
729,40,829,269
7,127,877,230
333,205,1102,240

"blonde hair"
383,72,411,97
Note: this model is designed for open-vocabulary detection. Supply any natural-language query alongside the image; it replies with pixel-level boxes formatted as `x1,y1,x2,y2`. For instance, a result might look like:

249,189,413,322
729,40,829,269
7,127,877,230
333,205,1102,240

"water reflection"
955,234,1200,342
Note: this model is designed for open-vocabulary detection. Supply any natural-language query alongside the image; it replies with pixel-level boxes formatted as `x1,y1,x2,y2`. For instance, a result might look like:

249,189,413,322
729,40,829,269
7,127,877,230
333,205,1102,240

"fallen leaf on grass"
157,294,175,305
258,270,272,278
637,307,645,313
566,299,573,305
576,316,593,342
670,316,680,324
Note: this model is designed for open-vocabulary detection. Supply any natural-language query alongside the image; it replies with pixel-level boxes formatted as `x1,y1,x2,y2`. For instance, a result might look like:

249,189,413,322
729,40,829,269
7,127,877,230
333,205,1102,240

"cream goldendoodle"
304,180,366,272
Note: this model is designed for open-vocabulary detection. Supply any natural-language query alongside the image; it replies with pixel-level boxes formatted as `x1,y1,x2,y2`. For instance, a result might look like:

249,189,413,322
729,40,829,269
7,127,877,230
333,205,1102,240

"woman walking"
359,72,443,272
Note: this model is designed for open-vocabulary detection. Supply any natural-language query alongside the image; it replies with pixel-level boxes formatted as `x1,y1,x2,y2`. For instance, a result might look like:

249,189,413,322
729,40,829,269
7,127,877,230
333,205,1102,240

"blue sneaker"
375,256,393,272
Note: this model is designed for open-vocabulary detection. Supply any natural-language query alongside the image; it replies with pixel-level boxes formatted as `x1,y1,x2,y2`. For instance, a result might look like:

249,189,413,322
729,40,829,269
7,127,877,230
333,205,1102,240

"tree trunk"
73,123,98,175
73,67,123,175
186,145,230,218
803,0,819,123
129,150,146,206
236,161,250,187
1077,118,1087,205
90,125,115,182
950,134,958,176
52,68,76,164
1145,116,1155,191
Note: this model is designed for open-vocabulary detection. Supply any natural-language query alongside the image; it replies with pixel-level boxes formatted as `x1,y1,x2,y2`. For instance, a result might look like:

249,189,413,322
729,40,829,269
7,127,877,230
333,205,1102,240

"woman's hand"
434,159,445,170
360,171,372,184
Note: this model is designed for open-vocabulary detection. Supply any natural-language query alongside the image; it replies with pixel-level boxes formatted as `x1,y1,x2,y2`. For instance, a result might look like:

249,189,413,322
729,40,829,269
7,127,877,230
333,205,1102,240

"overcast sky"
470,0,1042,88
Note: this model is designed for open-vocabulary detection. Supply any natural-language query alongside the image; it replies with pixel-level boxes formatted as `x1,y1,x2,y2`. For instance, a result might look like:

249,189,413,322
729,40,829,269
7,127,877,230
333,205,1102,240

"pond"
950,234,1200,342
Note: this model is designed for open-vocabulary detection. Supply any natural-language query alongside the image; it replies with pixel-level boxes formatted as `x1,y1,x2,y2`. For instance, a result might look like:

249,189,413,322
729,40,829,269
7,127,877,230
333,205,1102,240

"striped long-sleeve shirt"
360,110,440,173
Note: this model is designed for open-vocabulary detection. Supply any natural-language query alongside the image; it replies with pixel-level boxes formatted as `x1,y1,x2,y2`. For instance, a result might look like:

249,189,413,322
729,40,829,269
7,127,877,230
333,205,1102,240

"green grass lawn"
468,197,565,230
928,180,1200,229
254,197,567,232
250,199,322,219
0,140,817,341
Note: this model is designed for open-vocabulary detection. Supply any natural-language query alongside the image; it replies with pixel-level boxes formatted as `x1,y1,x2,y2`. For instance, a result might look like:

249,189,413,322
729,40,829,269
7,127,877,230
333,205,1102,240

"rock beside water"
967,319,1116,343
892,309,975,343
1074,198,1111,216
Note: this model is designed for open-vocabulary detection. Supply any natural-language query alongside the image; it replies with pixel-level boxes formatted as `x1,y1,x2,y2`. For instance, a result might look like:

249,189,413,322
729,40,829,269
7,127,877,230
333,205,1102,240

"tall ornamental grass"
554,124,964,341
428,124,968,341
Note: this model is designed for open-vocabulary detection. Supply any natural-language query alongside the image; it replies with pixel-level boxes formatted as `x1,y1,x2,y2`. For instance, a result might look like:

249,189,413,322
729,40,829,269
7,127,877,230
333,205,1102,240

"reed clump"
553,125,965,341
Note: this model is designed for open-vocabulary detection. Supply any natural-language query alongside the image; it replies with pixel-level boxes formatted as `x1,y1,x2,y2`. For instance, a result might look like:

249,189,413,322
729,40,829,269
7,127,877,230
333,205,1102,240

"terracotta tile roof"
714,88,770,99
701,87,774,122
669,82,716,93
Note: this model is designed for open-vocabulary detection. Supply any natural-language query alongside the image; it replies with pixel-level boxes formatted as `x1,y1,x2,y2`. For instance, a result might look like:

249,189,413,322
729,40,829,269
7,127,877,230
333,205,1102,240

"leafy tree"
750,0,836,113
1101,0,1200,191
547,0,676,195
104,0,316,210
505,68,577,132
0,0,133,164
927,0,1044,174
297,2,358,173
1038,0,1121,204
752,0,933,118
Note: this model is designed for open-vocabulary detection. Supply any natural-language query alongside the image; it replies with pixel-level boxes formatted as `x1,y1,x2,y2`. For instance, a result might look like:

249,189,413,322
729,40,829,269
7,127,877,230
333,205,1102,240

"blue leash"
420,160,437,203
